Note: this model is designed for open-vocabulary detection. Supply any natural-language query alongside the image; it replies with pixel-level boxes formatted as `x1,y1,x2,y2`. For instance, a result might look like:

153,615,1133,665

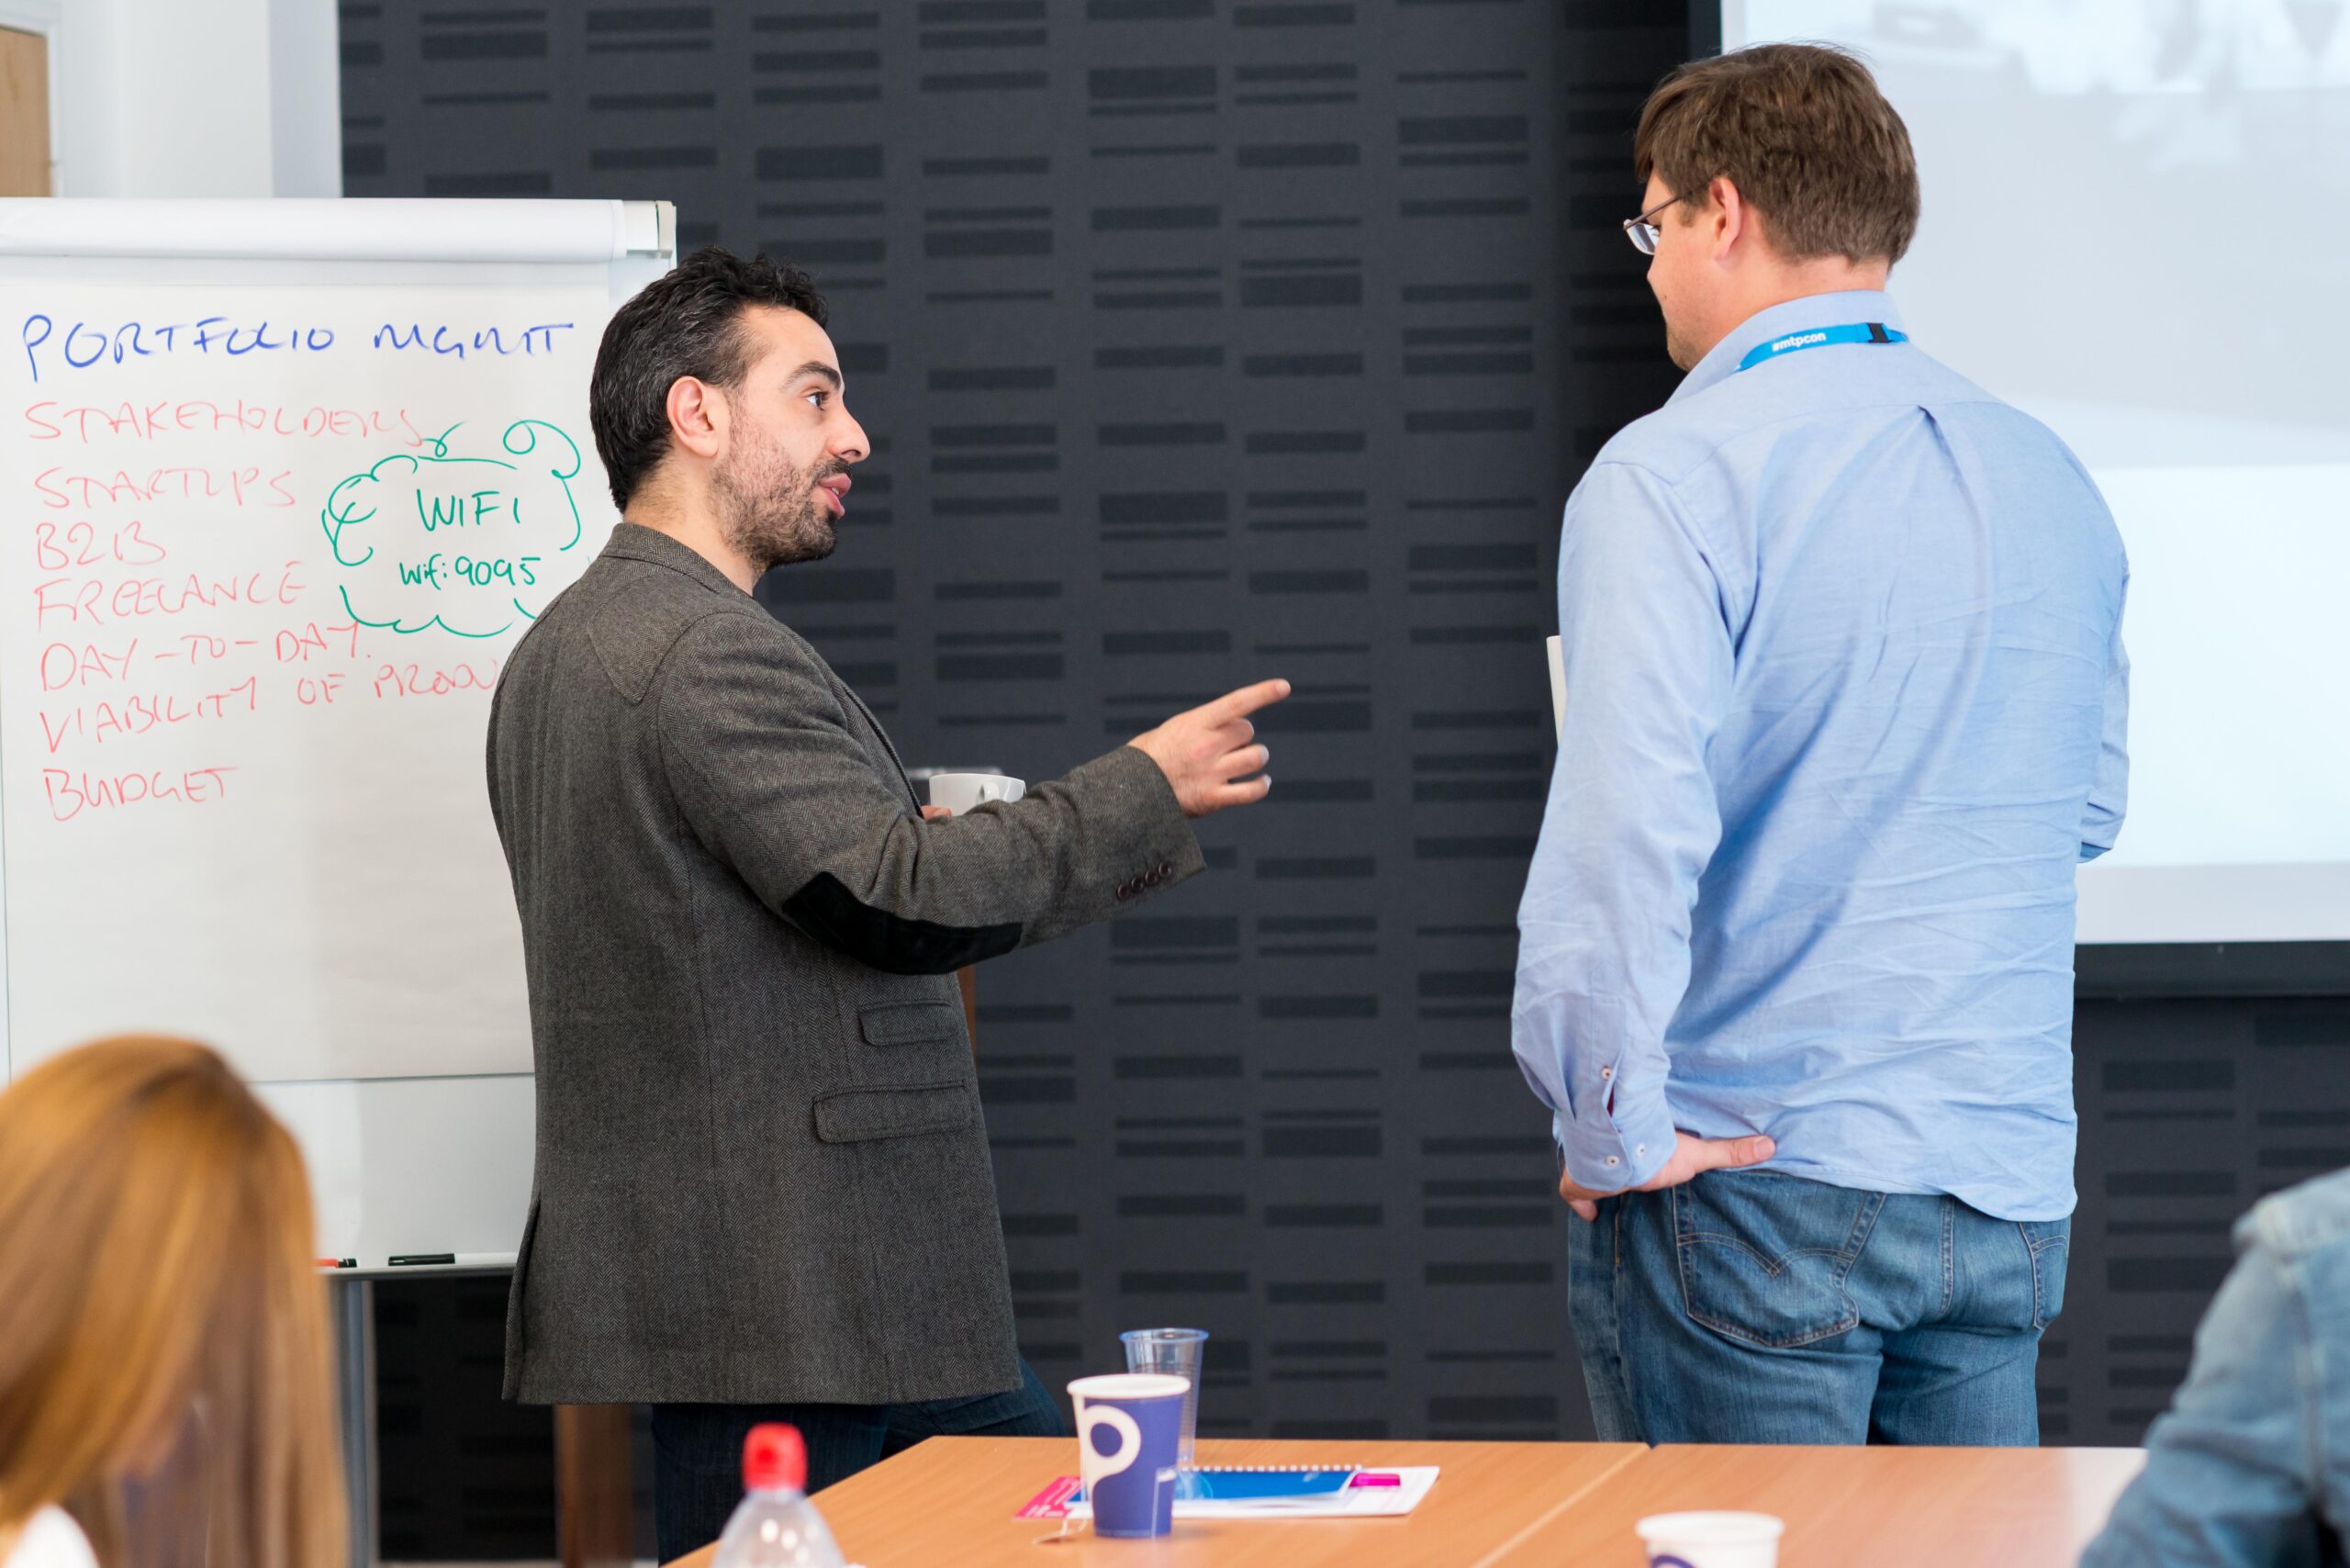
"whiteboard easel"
0,199,675,1276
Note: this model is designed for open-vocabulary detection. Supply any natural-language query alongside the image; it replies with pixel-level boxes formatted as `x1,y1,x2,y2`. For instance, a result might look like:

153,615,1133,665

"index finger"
1203,678,1292,722
1685,1133,1775,1174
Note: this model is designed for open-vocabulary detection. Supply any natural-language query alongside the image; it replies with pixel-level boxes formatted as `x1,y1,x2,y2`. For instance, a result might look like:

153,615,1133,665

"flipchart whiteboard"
0,199,676,1269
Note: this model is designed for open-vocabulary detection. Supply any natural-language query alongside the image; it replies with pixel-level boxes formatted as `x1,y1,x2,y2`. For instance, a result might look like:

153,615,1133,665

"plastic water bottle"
711,1424,845,1568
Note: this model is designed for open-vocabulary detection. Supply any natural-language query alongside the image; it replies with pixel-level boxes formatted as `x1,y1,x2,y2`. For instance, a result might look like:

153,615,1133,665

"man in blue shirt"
1513,43,2129,1445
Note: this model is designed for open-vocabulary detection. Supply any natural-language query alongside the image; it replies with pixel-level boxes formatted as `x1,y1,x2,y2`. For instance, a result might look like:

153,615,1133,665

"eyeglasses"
1622,192,1688,256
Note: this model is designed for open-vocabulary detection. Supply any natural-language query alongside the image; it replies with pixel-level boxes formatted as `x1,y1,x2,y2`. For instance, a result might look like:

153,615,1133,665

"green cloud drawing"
319,420,589,640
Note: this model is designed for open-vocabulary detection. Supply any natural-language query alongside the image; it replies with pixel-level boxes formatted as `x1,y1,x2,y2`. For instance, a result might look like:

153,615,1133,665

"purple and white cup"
1634,1511,1785,1568
1069,1372,1188,1539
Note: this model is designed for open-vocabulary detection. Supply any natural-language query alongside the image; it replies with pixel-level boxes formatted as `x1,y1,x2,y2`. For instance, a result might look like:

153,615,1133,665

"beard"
714,426,839,573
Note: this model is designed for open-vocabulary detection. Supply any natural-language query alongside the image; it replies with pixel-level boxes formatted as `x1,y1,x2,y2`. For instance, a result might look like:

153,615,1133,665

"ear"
664,375,726,462
1707,174,1747,261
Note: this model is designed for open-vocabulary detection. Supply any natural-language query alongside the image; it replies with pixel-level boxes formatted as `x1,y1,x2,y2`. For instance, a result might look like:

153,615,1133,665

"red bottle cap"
743,1423,806,1493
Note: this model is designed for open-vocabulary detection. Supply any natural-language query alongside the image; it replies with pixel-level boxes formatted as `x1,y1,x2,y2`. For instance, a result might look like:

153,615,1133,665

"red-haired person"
0,1037,345,1568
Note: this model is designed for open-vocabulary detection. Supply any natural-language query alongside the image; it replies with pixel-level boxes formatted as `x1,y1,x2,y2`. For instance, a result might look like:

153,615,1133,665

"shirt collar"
1669,289,1907,404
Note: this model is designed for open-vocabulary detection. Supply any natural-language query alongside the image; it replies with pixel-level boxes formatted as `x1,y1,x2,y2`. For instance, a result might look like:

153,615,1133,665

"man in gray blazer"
486,248,1287,1556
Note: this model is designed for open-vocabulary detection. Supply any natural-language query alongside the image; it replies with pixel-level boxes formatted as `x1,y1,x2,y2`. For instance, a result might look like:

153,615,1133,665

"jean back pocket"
2018,1217,2069,1330
1673,1171,1881,1349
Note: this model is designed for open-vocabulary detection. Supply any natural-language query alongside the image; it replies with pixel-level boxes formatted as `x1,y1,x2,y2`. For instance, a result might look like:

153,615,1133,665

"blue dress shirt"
1512,290,2128,1222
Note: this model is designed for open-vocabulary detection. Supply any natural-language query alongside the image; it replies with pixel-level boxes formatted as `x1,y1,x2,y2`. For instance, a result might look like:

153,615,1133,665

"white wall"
267,0,341,198
6,0,339,196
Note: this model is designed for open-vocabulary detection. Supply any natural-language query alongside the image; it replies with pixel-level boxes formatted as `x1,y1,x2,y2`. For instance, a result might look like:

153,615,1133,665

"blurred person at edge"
2080,1163,2350,1565
0,1036,345,1568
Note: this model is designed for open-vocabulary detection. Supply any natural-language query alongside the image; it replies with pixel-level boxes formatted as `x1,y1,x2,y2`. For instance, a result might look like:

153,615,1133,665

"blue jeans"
650,1359,1066,1560
1567,1169,2068,1444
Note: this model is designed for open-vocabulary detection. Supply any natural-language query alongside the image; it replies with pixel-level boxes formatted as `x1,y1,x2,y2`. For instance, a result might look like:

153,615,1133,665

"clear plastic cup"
1119,1328,1208,1466
1634,1510,1785,1568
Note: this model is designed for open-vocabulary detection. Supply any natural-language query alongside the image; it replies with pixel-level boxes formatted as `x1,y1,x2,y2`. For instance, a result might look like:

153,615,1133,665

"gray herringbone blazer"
487,524,1202,1406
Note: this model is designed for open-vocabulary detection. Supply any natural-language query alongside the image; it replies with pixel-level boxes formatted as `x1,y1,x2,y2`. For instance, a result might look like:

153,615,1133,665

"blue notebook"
1074,1467,1355,1504
1185,1468,1356,1501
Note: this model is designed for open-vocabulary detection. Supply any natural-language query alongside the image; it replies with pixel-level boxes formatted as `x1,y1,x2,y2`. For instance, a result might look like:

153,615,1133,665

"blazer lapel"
837,680,919,811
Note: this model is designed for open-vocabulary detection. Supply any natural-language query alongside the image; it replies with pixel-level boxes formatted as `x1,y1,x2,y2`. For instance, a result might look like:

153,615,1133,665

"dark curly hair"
588,246,830,510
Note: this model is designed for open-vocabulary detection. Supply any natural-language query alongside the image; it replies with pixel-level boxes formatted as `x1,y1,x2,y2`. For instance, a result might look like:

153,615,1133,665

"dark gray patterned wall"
338,6,2350,1555
341,0,1687,1464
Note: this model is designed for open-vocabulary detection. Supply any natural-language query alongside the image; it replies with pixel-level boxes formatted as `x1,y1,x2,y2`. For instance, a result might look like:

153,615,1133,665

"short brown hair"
1635,43,1919,265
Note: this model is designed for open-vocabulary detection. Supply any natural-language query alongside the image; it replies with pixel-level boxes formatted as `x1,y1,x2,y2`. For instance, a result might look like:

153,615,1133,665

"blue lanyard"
1736,321,1908,373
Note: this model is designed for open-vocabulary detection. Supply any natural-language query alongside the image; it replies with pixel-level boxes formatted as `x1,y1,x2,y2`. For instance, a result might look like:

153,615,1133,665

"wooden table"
1518,1444,2147,1567
665,1436,1646,1568
665,1439,2148,1567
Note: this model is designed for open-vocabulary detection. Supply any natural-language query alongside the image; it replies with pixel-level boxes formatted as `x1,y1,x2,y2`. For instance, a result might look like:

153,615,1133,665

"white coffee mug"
1634,1511,1785,1568
927,772,1026,816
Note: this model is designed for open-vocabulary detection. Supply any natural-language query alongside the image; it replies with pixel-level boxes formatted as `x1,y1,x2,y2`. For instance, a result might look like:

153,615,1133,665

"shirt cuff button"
1605,1157,1620,1168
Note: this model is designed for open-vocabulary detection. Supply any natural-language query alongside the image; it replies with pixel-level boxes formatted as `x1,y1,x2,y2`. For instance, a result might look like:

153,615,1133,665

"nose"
834,412,869,465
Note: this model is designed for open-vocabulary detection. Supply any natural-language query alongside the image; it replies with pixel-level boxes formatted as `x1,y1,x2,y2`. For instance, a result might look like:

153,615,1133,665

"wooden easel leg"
554,1404,635,1568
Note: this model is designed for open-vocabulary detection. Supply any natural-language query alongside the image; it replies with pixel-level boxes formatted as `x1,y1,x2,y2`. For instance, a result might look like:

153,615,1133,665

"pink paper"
1016,1476,1082,1520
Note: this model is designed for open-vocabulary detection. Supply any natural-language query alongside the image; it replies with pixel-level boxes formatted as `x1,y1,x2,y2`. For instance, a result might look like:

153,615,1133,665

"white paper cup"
927,773,1026,815
1634,1511,1785,1568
